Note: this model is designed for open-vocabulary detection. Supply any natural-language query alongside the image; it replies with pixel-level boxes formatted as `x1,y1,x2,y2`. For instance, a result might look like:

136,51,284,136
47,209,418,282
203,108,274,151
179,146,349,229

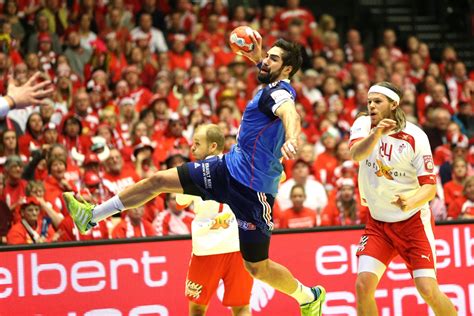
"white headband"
368,85,400,104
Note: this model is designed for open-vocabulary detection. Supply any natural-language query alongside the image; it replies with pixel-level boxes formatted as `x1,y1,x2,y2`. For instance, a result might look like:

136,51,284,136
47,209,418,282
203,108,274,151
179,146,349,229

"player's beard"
258,65,284,84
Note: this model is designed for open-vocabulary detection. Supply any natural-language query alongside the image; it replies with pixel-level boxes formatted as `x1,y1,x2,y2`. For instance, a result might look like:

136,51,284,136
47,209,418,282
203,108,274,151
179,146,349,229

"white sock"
290,280,315,305
91,195,125,223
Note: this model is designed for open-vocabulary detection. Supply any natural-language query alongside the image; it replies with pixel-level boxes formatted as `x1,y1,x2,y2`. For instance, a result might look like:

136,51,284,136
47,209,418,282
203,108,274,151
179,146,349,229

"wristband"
0,96,9,117
5,95,16,109
256,61,262,69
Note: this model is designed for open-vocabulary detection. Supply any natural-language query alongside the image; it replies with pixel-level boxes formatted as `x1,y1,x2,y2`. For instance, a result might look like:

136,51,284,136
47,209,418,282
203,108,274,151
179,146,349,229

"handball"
229,26,259,53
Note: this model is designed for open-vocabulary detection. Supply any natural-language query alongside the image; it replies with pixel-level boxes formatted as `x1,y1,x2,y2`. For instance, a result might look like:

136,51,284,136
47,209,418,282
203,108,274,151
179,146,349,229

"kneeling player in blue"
64,36,326,315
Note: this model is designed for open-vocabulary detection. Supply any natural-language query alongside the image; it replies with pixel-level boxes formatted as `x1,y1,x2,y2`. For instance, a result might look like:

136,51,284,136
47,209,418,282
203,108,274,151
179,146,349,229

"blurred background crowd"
0,0,473,245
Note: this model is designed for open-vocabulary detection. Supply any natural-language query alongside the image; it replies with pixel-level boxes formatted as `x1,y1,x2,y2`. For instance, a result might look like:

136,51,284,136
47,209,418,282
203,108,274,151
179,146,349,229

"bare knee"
355,273,378,299
189,302,207,316
416,279,437,302
244,260,269,280
231,305,251,316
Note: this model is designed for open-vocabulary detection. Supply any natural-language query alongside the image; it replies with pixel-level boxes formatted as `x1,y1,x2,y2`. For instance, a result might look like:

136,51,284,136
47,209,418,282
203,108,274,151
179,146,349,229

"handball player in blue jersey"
64,35,326,315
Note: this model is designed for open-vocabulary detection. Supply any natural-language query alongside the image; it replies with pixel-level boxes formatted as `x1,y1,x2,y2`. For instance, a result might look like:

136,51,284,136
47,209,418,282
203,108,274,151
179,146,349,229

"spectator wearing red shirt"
380,28,403,62
0,52,9,95
283,142,316,181
18,112,43,157
7,197,56,244
60,114,92,156
168,33,193,70
26,180,63,227
153,114,190,166
407,53,425,86
344,29,362,63
446,61,469,111
330,141,356,185
275,0,317,38
51,65,76,111
313,129,339,190
443,157,468,207
3,155,27,223
103,148,140,195
71,90,100,136
47,143,81,186
321,178,368,226
112,206,155,238
57,214,110,242
434,126,461,168
438,133,474,185
154,193,194,236
43,157,77,216
103,33,129,84
133,136,158,180
280,184,317,229
418,42,432,69
37,32,56,78
423,84,453,124
447,176,474,219
195,14,226,50
199,0,229,30
128,46,157,89
117,98,138,146
173,0,197,34
123,65,152,113
52,188,110,242
100,7,132,53
0,130,27,173
41,122,60,147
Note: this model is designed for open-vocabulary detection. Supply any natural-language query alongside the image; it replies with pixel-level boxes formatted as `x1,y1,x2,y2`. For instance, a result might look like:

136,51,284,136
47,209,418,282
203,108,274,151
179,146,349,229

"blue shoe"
300,286,326,316
63,192,96,234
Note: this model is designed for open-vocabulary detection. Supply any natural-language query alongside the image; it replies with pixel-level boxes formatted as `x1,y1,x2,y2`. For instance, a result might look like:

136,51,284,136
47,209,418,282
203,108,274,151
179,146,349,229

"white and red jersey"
176,194,239,256
153,208,194,236
102,168,140,195
349,116,436,222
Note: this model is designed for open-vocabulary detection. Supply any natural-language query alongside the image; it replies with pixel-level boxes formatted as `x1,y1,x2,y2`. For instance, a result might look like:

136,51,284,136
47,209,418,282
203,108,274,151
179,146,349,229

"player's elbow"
350,147,365,162
294,111,301,122
426,184,437,201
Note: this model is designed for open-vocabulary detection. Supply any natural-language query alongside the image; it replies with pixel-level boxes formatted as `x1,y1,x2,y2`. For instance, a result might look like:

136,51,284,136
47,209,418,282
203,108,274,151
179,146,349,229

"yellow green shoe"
63,192,96,234
300,286,326,316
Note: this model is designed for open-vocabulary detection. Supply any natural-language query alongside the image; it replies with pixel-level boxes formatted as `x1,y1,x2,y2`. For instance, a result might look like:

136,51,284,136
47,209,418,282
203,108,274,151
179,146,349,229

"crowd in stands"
0,0,473,245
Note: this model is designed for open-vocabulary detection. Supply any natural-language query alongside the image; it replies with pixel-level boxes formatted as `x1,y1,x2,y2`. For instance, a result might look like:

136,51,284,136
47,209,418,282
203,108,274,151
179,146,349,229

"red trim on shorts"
349,137,363,149
418,174,437,185
390,131,415,152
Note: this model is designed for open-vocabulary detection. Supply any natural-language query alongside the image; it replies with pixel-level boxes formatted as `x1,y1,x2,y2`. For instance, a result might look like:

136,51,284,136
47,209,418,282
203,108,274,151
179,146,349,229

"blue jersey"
225,79,296,195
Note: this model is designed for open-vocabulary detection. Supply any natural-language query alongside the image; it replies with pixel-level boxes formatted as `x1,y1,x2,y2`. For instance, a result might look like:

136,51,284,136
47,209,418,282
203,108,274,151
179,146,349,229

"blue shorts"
177,155,274,262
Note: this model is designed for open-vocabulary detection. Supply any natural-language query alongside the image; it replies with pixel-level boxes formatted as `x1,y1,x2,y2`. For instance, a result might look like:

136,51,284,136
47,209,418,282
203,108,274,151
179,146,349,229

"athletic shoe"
300,286,326,316
63,192,96,234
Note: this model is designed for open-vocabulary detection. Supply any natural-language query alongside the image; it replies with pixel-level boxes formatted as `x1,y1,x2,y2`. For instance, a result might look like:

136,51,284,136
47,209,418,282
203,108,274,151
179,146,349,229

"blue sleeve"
257,86,276,118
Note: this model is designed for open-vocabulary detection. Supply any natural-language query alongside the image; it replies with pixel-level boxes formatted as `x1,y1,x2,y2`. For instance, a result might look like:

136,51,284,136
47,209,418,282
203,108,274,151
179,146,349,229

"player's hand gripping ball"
229,26,260,53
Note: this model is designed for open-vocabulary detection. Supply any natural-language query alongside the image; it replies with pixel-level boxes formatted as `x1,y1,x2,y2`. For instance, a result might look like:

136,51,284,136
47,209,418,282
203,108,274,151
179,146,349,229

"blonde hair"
26,180,44,196
463,176,474,196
